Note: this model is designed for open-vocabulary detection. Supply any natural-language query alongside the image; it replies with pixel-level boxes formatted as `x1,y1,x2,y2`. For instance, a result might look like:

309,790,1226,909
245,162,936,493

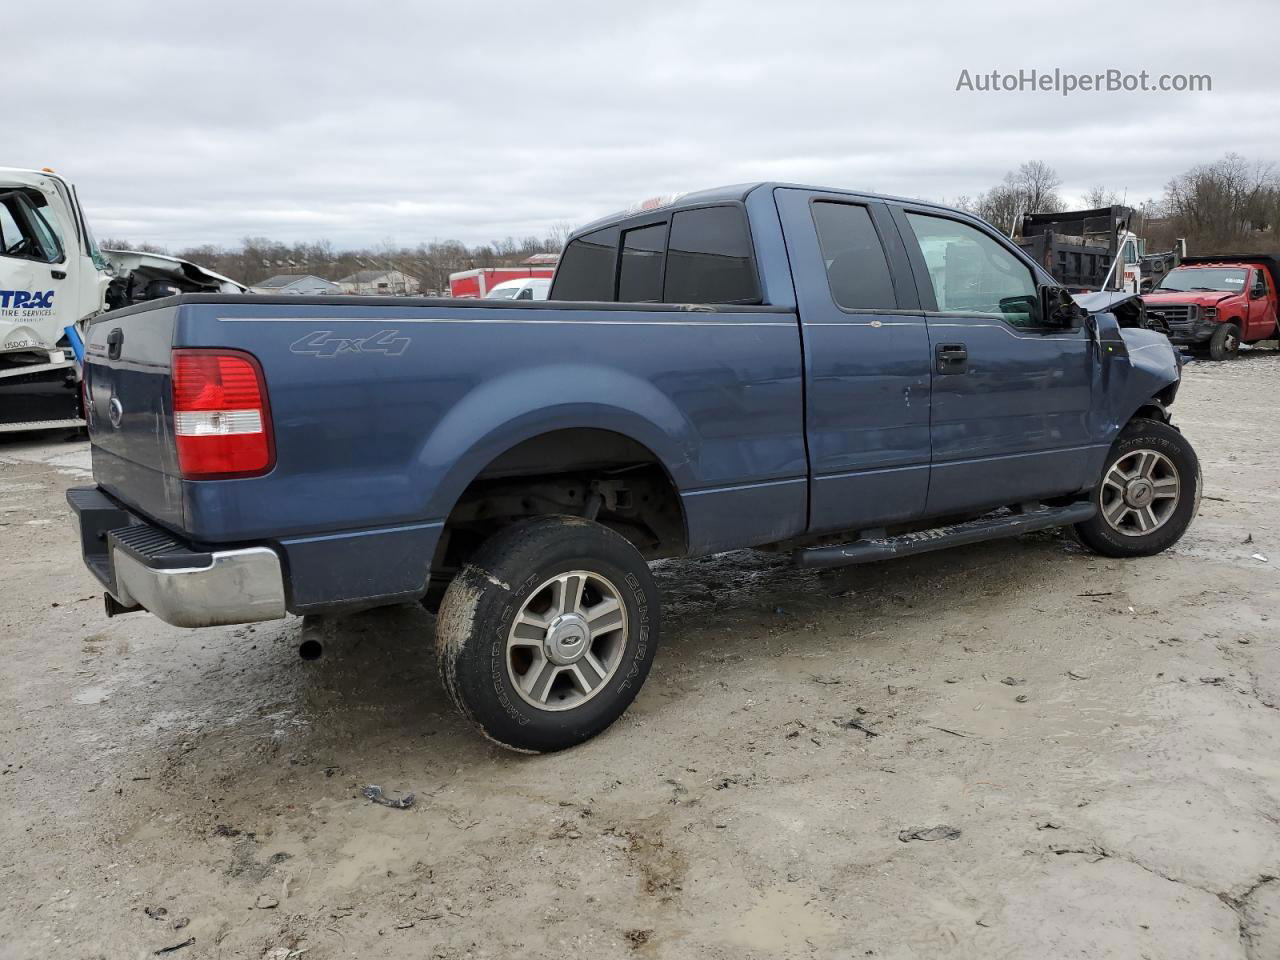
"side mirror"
1041,286,1084,329
1251,288,1266,300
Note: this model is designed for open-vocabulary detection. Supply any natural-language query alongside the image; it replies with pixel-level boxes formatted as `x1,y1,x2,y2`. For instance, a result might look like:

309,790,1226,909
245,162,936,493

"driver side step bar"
793,501,1097,569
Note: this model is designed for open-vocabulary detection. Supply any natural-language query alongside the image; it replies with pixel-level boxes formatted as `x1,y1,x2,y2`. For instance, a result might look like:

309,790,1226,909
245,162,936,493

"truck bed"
83,294,806,611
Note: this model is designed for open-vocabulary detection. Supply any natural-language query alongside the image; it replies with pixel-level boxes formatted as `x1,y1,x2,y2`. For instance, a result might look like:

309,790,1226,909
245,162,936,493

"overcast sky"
11,0,1275,250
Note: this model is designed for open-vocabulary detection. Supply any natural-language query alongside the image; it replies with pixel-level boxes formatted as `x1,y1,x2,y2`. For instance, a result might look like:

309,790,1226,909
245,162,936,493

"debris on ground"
1199,676,1226,685
1015,694,1029,703
172,918,189,930
1066,671,1089,680
898,825,961,842
361,784,415,809
1000,677,1024,686
254,894,279,910
144,906,168,920
1251,553,1269,563
834,717,879,738
928,725,976,739
1037,821,1061,830
625,929,654,947
153,938,195,955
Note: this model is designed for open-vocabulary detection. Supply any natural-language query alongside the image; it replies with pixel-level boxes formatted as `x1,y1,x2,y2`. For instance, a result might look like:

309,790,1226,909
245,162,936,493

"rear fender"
419,364,696,521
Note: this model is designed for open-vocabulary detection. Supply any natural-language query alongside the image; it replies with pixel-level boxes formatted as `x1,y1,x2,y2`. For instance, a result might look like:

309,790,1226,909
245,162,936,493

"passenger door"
1246,267,1276,340
890,206,1096,516
775,188,932,535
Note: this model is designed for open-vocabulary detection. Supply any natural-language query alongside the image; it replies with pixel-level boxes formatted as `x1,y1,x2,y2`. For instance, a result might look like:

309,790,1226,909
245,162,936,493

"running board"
793,502,1097,569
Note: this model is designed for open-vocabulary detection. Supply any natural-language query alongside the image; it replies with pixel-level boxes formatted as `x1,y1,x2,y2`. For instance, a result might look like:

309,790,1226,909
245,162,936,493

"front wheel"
1208,322,1241,361
1073,419,1201,558
435,516,659,752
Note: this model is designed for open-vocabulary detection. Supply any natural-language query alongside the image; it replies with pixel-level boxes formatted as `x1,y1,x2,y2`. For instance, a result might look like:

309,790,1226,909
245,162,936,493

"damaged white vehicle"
0,167,243,432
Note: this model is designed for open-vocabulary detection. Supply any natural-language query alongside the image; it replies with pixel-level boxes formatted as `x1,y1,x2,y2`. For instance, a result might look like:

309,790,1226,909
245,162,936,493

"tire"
1073,419,1201,558
435,516,659,753
1208,322,1241,361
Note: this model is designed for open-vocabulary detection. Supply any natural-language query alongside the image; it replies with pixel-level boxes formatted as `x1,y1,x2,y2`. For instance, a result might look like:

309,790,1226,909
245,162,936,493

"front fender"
418,363,698,520
1095,312,1182,435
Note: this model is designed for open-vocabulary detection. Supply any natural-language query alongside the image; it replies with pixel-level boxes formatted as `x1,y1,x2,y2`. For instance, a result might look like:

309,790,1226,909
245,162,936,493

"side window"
617,223,666,302
1123,240,1137,264
0,201,21,256
811,202,897,310
0,193,62,264
905,212,1040,328
1253,269,1268,297
663,206,758,304
549,225,619,301
516,286,533,300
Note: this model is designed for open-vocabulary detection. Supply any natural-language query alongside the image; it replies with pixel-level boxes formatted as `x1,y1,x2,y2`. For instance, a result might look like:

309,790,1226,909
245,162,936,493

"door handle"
935,342,968,374
51,269,67,280
107,327,124,361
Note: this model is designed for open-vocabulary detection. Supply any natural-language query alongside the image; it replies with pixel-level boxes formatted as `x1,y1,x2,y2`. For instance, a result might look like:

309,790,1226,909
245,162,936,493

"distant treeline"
951,153,1280,256
105,153,1280,286
99,229,571,293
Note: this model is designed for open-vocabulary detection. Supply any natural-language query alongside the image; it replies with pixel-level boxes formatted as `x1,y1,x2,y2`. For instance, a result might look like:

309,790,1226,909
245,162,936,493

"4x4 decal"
289,329,410,358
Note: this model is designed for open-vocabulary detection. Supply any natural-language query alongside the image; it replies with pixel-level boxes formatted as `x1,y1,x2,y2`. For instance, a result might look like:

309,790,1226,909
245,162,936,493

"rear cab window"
550,204,760,305
549,225,619,301
663,206,758,304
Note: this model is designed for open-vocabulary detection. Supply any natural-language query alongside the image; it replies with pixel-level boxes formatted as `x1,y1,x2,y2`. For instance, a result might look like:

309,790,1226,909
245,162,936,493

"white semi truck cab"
0,167,243,432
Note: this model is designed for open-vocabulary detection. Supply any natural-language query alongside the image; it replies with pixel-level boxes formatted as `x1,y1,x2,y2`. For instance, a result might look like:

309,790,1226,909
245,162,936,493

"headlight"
1203,306,1218,320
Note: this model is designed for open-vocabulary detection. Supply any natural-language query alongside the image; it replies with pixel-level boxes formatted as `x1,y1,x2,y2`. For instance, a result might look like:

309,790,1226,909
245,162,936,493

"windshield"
486,286,521,299
1155,267,1247,293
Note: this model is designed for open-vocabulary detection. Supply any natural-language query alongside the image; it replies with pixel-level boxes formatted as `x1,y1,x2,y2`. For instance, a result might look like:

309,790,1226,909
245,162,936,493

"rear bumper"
67,486,286,628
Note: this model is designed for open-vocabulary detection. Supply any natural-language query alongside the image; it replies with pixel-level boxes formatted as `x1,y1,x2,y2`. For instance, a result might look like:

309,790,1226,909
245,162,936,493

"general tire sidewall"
440,520,658,752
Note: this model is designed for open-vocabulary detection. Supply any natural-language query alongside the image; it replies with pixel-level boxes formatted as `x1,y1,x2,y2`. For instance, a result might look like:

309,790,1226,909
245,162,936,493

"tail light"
171,349,274,478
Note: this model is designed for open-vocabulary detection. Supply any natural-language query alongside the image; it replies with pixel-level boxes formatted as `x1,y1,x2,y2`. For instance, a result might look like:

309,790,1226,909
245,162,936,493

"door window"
1252,269,1268,298
904,212,1040,328
811,202,897,310
0,193,63,263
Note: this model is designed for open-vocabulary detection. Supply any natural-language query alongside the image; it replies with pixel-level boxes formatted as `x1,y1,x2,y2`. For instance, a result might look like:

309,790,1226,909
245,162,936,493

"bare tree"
1082,186,1123,208
1011,161,1065,214
1164,153,1279,251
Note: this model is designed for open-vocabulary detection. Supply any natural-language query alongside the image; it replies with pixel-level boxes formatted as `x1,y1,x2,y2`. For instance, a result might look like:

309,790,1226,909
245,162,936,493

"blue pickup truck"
68,183,1199,752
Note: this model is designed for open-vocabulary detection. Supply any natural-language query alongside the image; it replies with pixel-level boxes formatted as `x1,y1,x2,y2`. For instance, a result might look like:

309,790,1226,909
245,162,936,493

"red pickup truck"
1142,255,1280,360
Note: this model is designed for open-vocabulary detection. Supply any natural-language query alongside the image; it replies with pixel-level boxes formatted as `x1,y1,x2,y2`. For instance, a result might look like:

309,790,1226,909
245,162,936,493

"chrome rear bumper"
68,485,287,628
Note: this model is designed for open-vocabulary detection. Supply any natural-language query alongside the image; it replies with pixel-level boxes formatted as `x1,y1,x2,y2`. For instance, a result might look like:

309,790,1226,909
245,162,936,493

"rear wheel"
435,516,659,752
1208,322,1241,361
1074,419,1200,558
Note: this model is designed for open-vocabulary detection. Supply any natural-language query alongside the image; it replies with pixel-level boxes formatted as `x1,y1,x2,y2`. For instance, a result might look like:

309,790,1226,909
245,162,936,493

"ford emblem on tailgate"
108,396,124,428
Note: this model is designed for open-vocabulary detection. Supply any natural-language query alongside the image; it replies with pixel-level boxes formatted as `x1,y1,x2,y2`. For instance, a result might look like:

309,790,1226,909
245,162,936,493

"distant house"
338,269,420,296
249,274,340,295
522,253,560,266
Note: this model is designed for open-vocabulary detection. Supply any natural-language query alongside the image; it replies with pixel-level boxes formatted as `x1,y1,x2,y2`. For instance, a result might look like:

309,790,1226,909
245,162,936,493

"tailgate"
84,302,185,529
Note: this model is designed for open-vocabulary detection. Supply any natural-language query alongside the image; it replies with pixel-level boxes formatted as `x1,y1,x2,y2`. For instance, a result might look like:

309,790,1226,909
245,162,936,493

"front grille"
1145,303,1196,325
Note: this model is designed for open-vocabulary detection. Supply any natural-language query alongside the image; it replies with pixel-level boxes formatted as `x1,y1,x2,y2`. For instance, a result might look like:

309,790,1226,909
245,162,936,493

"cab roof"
571,182,958,238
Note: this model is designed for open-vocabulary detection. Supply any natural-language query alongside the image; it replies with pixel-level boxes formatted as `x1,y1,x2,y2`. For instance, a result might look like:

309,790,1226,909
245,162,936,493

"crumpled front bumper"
67,486,287,628
1164,318,1219,345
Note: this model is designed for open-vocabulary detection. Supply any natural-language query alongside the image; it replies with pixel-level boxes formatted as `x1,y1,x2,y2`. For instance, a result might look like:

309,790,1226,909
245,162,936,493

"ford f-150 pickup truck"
1142,255,1280,360
68,183,1200,752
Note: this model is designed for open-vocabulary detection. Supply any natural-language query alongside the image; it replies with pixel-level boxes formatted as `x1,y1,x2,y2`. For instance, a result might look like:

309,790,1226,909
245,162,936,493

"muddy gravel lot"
2,353,1279,960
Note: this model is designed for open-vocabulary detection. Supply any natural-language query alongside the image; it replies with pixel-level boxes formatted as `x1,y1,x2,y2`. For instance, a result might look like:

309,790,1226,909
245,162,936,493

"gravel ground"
1,352,1278,960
